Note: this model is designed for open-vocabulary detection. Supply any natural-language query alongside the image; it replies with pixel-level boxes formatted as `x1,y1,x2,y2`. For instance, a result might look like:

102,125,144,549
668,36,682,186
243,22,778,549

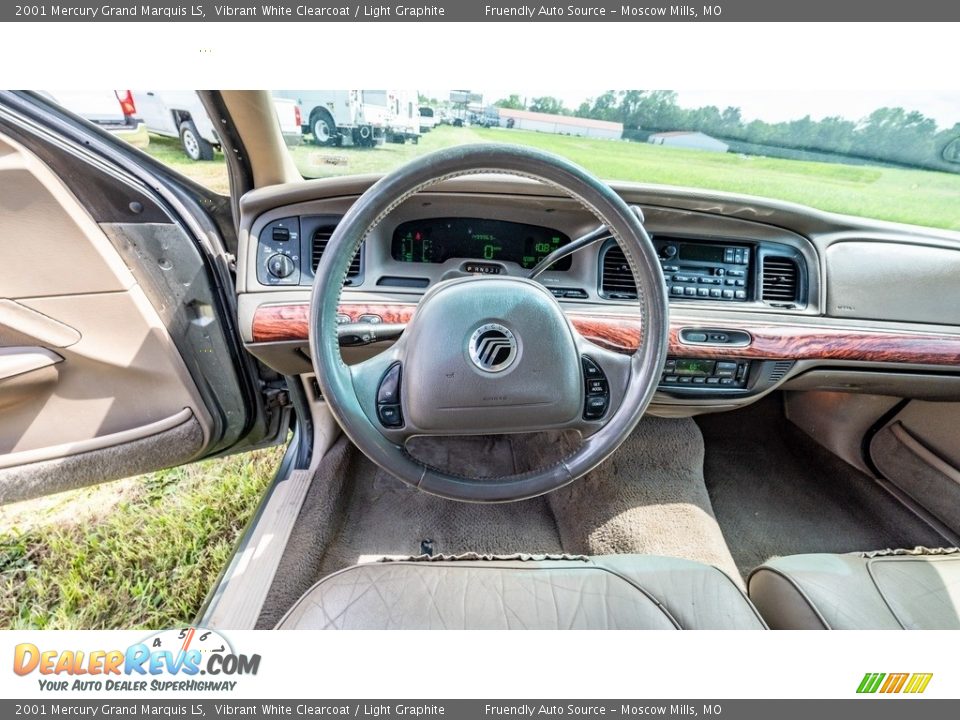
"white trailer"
274,90,387,147
386,90,421,144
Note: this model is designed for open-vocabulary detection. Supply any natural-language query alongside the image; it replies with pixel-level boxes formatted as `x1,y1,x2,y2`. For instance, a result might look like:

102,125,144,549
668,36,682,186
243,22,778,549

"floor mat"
316,418,742,585
548,415,743,586
317,459,565,578
697,395,945,576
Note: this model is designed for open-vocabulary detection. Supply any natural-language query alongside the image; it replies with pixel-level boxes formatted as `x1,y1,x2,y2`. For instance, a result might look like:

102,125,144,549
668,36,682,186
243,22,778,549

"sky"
426,89,960,129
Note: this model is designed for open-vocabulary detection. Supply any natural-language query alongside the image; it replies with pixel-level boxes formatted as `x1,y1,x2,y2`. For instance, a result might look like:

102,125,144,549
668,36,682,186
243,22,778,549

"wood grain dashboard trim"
251,302,960,367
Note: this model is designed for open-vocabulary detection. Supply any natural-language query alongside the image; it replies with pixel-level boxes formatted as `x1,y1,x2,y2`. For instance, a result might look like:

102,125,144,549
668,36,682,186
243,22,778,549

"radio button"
729,269,745,277
697,288,709,297
671,286,685,296
735,290,747,300
684,287,697,296
722,289,734,299
709,288,722,298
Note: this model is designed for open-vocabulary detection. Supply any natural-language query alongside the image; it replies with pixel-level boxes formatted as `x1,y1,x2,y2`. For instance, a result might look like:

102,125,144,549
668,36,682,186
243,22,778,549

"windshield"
279,89,960,231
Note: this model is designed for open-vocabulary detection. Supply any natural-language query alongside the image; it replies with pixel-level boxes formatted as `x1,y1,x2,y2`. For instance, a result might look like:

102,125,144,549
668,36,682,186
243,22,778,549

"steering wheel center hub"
401,277,582,434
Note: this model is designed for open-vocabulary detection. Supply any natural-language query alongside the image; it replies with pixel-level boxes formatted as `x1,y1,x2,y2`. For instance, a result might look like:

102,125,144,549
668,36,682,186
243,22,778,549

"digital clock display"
674,359,716,375
391,218,572,271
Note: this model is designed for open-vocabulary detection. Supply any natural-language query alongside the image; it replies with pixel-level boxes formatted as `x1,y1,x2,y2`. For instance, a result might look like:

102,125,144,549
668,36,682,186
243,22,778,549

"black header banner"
5,0,959,22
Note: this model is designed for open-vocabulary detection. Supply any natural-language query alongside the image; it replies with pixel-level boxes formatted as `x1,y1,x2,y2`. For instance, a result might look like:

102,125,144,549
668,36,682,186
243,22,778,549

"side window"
46,90,229,194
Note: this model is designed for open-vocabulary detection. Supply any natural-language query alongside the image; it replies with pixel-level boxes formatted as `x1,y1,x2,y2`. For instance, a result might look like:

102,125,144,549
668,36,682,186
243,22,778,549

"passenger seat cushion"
276,554,767,630
748,550,960,629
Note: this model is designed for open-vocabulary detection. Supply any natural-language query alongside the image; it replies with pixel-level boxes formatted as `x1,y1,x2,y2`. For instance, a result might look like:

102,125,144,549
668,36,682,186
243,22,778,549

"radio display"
679,244,726,263
391,218,572,271
674,359,716,375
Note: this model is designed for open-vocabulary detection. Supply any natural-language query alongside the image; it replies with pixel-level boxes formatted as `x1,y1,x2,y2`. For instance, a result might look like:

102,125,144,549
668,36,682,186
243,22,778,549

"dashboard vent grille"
769,361,794,382
761,256,799,303
312,225,362,280
601,246,638,299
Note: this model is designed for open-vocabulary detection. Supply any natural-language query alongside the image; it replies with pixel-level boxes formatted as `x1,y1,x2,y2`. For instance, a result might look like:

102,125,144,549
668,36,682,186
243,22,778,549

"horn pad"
401,276,582,435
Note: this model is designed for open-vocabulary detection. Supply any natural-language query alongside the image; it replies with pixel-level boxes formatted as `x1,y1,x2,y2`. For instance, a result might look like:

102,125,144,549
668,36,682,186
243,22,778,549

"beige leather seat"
276,554,767,630
749,549,960,629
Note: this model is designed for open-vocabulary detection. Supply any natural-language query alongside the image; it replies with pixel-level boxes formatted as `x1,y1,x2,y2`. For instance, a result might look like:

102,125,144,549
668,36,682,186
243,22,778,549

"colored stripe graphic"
857,673,885,693
880,673,909,693
904,674,934,694
857,672,932,694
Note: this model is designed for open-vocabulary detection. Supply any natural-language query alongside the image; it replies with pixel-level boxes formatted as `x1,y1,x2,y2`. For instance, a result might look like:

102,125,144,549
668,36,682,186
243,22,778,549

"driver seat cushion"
275,554,767,630
748,548,960,629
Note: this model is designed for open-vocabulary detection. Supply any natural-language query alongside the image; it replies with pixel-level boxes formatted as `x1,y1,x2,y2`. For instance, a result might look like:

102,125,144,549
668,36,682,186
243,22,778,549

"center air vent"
761,256,799,303
600,246,638,299
312,225,362,282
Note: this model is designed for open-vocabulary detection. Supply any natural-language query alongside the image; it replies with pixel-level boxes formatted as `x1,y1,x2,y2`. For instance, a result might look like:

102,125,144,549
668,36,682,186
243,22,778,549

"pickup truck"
132,91,301,160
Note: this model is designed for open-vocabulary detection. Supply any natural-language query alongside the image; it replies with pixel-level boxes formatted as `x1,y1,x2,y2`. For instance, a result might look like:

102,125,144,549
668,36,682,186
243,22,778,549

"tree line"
494,91,960,172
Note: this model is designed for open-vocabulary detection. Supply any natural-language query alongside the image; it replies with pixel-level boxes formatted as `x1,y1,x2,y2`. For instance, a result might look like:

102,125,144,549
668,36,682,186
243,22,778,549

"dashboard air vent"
601,246,638,299
311,225,362,279
768,361,794,382
761,256,799,303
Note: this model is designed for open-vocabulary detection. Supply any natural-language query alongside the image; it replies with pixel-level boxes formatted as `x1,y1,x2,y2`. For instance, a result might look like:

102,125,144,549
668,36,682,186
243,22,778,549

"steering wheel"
309,144,668,502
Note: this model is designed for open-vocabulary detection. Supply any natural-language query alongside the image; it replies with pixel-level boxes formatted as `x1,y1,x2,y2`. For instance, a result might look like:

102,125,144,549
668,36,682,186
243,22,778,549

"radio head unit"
655,236,752,302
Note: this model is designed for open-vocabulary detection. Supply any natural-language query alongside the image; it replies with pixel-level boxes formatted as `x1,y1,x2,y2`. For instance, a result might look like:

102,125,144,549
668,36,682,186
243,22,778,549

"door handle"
0,347,63,382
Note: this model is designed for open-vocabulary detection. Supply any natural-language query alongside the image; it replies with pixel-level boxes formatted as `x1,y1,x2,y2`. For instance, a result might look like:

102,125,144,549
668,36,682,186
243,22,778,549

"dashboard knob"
267,253,295,278
661,244,678,259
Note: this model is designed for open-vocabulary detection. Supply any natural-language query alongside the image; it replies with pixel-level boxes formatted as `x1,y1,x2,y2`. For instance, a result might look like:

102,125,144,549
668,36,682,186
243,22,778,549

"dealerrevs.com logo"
13,628,260,692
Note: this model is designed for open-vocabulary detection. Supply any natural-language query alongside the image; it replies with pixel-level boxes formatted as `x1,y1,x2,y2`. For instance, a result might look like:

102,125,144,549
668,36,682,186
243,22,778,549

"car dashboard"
235,174,960,416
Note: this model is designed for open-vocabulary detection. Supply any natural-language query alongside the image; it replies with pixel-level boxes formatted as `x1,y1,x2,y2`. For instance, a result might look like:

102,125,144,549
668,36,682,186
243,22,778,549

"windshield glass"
277,89,960,231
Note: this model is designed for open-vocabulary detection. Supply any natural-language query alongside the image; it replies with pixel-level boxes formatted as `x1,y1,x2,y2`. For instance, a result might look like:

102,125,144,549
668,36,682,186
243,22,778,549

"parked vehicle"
132,90,219,160
418,106,436,133
273,90,387,147
42,90,149,148
272,96,302,148
386,90,421,144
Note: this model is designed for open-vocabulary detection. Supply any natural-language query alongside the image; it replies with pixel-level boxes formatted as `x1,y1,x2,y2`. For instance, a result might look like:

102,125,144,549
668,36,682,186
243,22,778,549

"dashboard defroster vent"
312,225,362,280
600,246,638,299
761,256,799,303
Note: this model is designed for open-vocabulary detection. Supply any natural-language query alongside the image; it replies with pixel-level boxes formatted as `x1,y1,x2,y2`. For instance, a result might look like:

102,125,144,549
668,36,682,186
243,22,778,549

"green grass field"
154,125,960,231
0,446,284,629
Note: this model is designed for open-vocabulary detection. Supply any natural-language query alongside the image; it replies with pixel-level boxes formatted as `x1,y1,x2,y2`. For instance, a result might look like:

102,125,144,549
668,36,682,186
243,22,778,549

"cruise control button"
584,395,608,419
377,404,403,427
358,314,383,324
377,363,401,404
581,356,604,379
336,313,352,324
586,378,608,396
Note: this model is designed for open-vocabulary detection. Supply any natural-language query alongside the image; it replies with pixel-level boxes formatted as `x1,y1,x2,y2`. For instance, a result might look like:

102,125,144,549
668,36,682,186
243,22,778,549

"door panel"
0,128,212,503
870,401,960,534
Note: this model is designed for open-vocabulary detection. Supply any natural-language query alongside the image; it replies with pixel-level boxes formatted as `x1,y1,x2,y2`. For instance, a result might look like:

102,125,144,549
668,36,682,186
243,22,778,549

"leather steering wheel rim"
309,144,668,502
